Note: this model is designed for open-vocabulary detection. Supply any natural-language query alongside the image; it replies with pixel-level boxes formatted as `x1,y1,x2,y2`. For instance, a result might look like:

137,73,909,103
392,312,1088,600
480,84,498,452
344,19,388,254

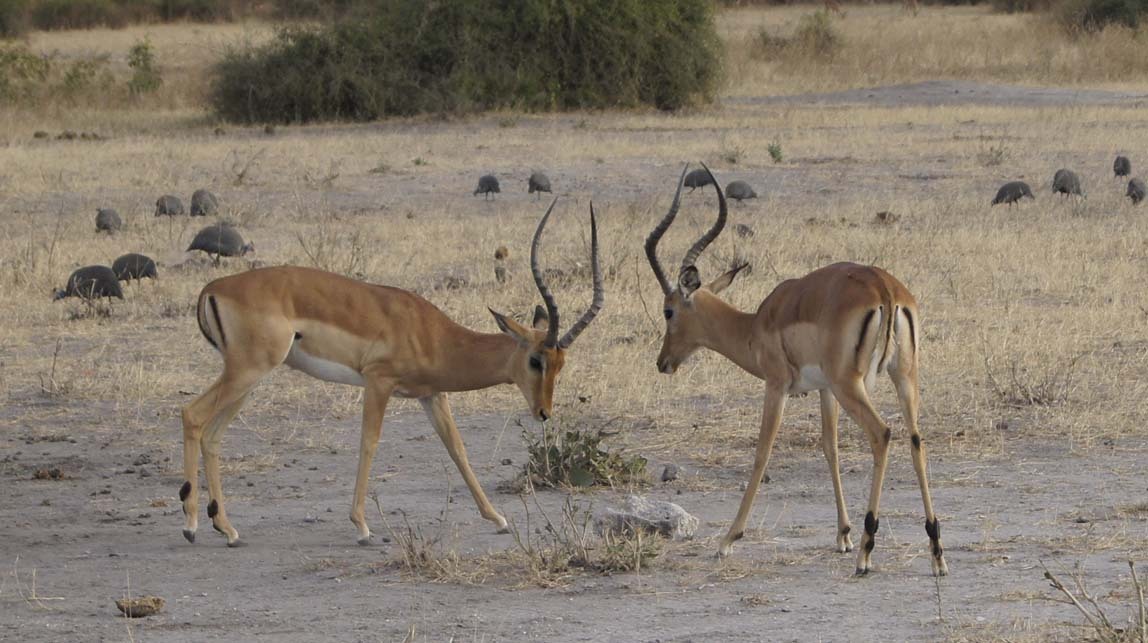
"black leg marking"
208,295,226,348
179,481,191,502
731,531,745,543
926,518,943,557
883,427,892,444
294,331,302,340
841,525,851,536
911,434,921,449
864,511,879,536
207,499,219,519
925,517,940,540
855,309,876,365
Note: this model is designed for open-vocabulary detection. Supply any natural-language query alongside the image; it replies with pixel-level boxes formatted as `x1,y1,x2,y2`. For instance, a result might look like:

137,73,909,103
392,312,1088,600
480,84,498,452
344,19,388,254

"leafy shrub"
127,38,161,95
521,424,647,489
1054,0,1148,32
210,0,722,123
0,45,50,100
751,10,841,63
794,10,842,58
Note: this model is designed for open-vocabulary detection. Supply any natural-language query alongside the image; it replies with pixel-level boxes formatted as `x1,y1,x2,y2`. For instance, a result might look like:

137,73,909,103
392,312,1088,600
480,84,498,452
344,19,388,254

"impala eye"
664,309,674,320
529,355,543,371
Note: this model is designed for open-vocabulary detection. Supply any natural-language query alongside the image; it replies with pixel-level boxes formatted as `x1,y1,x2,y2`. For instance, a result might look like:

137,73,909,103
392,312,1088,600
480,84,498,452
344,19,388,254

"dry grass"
722,5,1148,95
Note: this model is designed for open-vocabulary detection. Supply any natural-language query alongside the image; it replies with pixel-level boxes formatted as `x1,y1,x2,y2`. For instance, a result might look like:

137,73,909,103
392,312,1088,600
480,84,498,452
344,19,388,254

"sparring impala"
180,198,602,547
645,164,947,576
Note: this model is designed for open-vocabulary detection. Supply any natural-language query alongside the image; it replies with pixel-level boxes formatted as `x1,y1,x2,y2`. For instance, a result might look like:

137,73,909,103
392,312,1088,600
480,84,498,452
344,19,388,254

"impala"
180,199,602,547
645,164,947,576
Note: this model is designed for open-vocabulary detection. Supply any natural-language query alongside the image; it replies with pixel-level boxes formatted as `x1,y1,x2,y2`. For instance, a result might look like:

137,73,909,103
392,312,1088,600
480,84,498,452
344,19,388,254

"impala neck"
438,328,519,392
694,292,762,378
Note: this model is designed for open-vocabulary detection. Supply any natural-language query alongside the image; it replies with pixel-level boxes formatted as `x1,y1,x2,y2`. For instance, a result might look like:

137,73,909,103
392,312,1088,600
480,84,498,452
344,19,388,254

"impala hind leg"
718,385,787,558
350,376,394,545
888,327,948,576
820,390,853,553
832,378,892,576
420,394,508,533
181,368,266,546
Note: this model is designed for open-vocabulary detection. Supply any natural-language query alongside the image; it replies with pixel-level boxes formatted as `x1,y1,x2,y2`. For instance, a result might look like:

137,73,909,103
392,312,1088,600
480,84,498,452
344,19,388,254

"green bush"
127,37,161,94
1054,0,1148,31
0,44,49,99
211,0,722,124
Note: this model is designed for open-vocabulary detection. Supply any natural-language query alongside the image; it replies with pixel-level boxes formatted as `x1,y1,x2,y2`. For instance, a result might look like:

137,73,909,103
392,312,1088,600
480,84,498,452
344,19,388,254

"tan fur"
181,265,576,547
657,262,947,576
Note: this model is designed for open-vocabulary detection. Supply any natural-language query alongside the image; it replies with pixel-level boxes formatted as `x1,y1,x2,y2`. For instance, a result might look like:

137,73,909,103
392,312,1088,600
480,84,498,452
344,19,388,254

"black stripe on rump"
855,309,877,367
208,295,226,348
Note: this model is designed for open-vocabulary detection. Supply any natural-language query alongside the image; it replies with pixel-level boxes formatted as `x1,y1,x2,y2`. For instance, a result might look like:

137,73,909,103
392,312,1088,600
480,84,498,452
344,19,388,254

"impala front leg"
718,384,787,558
420,394,508,533
350,376,394,545
820,390,853,553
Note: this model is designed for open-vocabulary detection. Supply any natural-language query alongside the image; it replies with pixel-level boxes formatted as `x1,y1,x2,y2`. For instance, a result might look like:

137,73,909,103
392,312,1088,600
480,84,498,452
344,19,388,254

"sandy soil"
3,80,1148,642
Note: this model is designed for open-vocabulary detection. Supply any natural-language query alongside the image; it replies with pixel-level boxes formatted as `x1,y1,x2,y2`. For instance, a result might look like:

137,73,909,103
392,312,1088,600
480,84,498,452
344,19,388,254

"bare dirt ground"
3,76,1148,642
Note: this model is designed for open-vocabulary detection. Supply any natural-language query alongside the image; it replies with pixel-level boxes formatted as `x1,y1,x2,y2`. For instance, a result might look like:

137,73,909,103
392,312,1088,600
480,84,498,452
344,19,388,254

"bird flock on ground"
53,189,255,305
992,154,1145,206
57,155,1139,306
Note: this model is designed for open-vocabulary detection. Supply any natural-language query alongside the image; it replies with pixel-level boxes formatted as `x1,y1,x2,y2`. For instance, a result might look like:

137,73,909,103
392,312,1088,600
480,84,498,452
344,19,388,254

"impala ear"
489,308,531,346
532,304,549,330
679,266,702,297
707,262,749,295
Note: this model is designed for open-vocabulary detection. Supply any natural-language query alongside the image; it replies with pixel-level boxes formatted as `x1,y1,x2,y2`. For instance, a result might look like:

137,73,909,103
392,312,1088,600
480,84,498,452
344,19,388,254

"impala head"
645,163,748,374
489,198,603,422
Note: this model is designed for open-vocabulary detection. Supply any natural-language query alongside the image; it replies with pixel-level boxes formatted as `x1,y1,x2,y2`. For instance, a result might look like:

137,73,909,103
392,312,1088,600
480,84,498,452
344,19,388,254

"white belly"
284,343,365,386
791,365,830,394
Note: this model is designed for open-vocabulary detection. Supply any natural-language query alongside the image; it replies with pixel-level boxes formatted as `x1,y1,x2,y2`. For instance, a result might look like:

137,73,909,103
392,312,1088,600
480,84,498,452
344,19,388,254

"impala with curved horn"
645,163,947,576
180,198,603,547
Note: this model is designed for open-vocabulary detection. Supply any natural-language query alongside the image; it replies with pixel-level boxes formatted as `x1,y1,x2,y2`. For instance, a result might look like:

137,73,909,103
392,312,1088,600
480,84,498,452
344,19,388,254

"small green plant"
521,423,647,489
0,45,52,100
127,38,162,95
767,141,783,163
411,157,428,166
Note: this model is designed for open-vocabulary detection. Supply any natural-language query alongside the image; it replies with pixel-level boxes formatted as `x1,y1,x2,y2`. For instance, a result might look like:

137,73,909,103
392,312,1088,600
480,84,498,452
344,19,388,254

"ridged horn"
680,162,727,274
559,203,603,349
644,164,689,295
531,198,560,347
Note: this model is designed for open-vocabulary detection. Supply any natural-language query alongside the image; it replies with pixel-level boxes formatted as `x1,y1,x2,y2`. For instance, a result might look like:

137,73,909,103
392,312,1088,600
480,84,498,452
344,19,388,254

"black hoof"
226,539,247,548
183,529,196,544
357,537,372,547
854,567,870,577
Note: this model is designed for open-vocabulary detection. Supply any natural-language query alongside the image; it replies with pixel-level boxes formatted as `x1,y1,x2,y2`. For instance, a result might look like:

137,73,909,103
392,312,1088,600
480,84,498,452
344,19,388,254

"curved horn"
531,197,560,347
644,164,689,295
559,203,603,349
680,162,728,273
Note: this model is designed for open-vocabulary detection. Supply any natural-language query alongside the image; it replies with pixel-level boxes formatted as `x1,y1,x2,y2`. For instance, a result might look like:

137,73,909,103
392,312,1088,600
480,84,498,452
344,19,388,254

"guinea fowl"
53,265,123,301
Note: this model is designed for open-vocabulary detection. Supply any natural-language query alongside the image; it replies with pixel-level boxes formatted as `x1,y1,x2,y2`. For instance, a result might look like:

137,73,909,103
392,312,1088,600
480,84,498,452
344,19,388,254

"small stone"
138,468,152,478
133,454,151,466
660,464,680,483
500,458,513,466
303,515,318,523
